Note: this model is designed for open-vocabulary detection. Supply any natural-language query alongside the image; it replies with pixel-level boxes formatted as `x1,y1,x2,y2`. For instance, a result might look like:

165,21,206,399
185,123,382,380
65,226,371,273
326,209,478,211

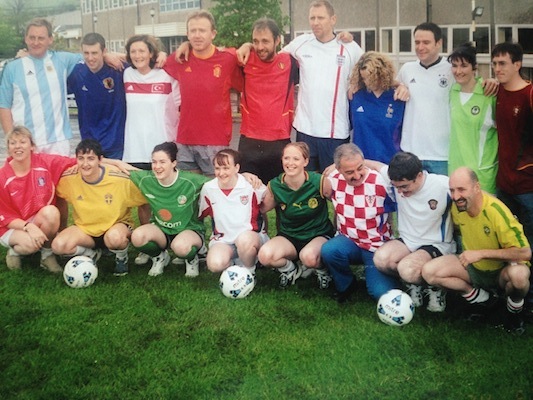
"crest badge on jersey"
471,106,480,115
213,64,222,78
177,195,187,205
278,62,285,70
386,104,394,119
105,193,113,204
103,77,115,90
428,199,438,210
37,177,46,187
240,195,249,205
438,74,449,88
366,195,376,207
483,225,491,236
308,198,318,209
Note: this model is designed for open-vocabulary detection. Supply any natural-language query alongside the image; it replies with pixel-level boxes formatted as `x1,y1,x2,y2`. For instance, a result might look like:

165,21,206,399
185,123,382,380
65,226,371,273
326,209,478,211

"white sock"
110,248,128,260
8,248,20,256
463,287,490,304
279,259,295,273
507,298,524,313
40,247,53,259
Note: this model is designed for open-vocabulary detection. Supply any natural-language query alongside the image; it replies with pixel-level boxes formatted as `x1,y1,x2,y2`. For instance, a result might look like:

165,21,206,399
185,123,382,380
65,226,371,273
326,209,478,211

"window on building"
518,28,533,54
400,29,412,52
381,29,393,53
351,31,361,47
496,27,513,43
160,0,200,12
473,26,490,53
365,30,376,51
452,27,469,50
441,28,448,53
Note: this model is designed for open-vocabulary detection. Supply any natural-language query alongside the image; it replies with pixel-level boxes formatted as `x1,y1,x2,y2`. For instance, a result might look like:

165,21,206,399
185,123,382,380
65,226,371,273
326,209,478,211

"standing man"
238,18,299,184
0,18,82,155
282,0,363,172
394,23,452,175
423,167,531,334
67,33,126,159
367,152,455,312
164,10,242,176
491,42,533,315
321,144,399,303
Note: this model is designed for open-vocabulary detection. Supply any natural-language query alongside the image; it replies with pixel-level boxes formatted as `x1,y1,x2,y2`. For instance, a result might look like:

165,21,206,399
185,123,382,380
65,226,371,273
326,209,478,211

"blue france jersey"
0,51,81,146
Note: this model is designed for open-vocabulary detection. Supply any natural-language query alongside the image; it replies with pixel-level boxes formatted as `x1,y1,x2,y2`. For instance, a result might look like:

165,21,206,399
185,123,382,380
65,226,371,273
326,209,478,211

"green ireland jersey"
130,170,208,235
269,171,334,241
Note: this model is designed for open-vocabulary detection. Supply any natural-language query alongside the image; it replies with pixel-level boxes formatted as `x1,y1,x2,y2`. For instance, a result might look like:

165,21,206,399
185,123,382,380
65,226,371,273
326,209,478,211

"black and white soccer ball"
377,289,415,326
63,256,98,288
219,265,255,299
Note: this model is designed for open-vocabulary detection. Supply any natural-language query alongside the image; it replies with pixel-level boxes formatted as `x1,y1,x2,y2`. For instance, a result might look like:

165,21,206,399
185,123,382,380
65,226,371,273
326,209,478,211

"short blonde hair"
6,126,35,147
187,10,216,31
283,142,310,160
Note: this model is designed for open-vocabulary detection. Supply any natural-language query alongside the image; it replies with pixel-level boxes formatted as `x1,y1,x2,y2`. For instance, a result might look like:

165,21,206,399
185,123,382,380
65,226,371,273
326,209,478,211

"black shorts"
278,232,333,257
397,238,443,259
238,136,290,184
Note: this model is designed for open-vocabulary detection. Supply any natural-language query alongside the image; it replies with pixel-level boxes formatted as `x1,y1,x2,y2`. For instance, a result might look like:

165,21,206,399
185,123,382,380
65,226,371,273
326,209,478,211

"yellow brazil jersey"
56,167,147,237
452,192,530,271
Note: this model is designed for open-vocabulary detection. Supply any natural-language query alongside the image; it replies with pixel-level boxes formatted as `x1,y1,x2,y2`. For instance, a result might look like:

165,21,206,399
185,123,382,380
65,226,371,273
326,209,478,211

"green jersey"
449,77,498,193
269,171,334,241
130,170,208,235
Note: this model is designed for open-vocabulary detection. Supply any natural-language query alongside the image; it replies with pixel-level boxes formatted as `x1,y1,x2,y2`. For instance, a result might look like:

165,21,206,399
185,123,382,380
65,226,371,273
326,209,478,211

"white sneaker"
134,252,151,265
279,261,302,288
185,255,199,277
148,250,170,277
316,268,332,289
427,286,446,312
406,284,424,307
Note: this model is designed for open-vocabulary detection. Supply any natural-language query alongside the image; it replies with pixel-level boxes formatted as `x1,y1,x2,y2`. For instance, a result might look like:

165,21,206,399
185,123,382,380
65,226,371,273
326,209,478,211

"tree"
210,0,289,48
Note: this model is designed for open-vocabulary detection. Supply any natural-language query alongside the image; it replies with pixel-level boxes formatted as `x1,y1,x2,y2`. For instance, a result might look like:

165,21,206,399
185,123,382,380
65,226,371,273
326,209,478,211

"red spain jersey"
164,47,243,146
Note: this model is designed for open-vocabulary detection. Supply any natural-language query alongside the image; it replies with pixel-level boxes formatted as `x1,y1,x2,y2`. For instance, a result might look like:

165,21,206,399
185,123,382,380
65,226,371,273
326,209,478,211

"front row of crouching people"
0,129,530,333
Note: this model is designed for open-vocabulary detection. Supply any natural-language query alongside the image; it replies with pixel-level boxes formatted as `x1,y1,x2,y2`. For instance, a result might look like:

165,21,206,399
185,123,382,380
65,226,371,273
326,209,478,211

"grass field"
1,215,532,399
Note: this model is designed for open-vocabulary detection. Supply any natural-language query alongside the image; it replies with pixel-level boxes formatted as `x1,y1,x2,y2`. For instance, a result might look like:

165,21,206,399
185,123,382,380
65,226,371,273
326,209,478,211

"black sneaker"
465,293,500,322
503,311,526,335
114,257,129,276
333,279,357,304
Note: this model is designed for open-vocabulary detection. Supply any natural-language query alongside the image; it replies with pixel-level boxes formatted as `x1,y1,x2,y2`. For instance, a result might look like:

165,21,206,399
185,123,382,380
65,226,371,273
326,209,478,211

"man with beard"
238,18,299,184
423,167,531,334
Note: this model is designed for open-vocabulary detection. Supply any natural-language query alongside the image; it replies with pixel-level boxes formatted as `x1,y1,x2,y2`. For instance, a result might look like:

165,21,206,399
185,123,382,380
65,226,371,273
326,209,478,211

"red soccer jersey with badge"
240,51,298,141
328,168,393,252
0,153,75,236
164,47,243,146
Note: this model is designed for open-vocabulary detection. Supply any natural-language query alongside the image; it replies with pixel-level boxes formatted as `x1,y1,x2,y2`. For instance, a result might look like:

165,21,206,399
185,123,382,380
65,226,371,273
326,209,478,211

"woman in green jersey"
258,142,335,289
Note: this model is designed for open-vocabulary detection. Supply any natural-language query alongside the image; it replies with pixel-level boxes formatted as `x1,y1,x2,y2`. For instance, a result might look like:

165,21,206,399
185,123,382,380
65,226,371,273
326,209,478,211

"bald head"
449,167,482,214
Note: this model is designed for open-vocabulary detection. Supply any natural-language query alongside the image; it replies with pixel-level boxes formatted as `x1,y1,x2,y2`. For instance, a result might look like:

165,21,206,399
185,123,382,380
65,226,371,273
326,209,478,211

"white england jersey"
380,166,456,254
122,67,180,163
283,34,363,139
199,174,267,245
397,58,454,161
0,51,81,147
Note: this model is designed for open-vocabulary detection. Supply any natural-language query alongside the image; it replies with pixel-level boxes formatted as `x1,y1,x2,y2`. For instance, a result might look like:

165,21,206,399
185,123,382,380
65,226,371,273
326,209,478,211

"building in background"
77,0,532,78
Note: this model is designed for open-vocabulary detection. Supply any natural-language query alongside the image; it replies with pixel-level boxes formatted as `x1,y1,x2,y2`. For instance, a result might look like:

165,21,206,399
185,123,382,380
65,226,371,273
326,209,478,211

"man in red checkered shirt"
321,143,399,303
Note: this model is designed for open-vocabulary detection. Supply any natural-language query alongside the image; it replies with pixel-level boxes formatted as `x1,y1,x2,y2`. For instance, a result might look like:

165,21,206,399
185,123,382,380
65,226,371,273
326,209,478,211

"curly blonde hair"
349,51,396,94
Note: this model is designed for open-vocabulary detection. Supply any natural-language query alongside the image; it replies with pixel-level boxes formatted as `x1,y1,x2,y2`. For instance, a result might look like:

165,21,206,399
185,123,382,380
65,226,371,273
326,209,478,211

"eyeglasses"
392,179,416,191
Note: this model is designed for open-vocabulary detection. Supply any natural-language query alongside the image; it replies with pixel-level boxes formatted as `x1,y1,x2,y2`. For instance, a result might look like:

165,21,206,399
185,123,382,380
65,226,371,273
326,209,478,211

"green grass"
1,212,532,399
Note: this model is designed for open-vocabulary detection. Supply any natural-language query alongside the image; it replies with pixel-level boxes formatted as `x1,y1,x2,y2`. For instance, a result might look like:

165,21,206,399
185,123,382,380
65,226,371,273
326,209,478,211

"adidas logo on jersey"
82,85,88,91
356,106,364,113
126,84,135,91
410,78,416,83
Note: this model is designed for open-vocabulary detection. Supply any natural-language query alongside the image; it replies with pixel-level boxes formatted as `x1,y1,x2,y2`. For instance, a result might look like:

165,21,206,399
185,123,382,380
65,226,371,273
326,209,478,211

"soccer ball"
63,256,98,288
219,265,255,299
377,289,415,326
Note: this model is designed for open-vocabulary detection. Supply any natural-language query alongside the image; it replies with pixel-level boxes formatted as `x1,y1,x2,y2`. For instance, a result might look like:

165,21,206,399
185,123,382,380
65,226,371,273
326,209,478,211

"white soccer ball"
219,265,255,299
377,289,415,326
63,256,98,288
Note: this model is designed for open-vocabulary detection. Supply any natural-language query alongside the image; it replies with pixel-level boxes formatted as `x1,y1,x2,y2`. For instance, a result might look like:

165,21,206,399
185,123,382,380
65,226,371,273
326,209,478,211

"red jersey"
240,52,298,141
164,47,242,146
495,84,533,194
0,153,75,236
